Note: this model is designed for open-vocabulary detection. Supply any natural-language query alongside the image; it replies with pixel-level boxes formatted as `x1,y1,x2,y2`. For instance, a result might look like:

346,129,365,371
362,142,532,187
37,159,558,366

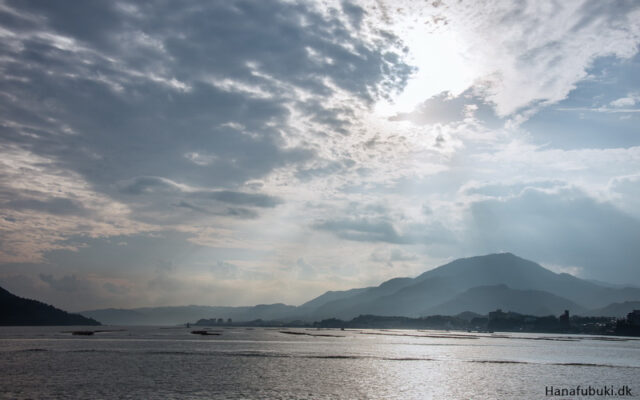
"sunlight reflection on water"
0,327,638,399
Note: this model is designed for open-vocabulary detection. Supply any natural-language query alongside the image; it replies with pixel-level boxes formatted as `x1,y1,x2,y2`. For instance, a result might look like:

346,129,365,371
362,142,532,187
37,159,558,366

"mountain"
588,301,640,318
413,253,639,309
80,253,640,324
0,286,100,326
81,303,297,326
308,277,415,319
586,279,640,289
297,287,371,310
76,308,146,325
303,253,640,320
308,276,454,319
424,284,587,316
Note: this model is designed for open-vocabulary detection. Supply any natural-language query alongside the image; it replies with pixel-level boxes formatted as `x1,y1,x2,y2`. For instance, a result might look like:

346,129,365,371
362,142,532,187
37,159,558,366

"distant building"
627,310,640,326
488,309,506,320
559,310,570,330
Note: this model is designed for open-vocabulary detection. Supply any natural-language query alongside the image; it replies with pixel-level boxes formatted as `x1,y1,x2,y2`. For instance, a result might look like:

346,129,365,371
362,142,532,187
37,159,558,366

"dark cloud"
314,217,453,245
173,201,258,219
222,207,259,219
341,1,366,29
196,190,282,208
315,218,407,243
119,176,281,217
5,0,126,47
172,201,211,215
4,197,87,216
119,177,182,195
0,0,410,220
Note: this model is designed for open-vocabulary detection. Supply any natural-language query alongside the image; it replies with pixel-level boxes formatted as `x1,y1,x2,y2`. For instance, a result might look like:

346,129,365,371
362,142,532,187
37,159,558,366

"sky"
0,0,639,311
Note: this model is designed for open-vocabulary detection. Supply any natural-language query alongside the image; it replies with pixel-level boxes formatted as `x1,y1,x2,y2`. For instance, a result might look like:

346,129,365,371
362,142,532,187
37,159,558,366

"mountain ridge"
0,286,101,326
78,253,640,325
424,284,587,316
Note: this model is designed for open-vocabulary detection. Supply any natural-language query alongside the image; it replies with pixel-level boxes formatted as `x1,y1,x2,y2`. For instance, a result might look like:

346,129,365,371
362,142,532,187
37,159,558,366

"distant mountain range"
588,301,640,318
81,303,296,326
0,286,100,326
79,253,640,325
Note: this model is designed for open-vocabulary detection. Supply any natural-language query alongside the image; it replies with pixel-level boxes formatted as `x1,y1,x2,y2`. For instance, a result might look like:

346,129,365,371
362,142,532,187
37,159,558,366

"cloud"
556,106,640,113
118,176,281,218
211,261,241,280
295,258,317,280
370,248,418,268
375,0,640,117
196,191,282,208
341,1,366,29
463,186,640,283
39,273,82,292
0,145,153,263
608,174,640,219
0,0,408,185
102,281,130,295
4,197,87,216
315,218,408,244
0,0,411,264
119,177,186,195
389,90,500,126
470,0,640,117
610,93,640,108
147,273,184,292
173,201,259,219
461,180,565,199
0,0,639,308
314,216,453,245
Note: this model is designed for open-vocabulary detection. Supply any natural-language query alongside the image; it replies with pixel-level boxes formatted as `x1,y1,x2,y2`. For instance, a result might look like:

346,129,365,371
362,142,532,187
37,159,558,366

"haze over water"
1,326,638,399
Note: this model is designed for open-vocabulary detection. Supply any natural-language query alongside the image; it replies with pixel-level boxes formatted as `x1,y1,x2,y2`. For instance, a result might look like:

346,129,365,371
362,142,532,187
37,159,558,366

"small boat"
190,330,221,336
72,331,95,336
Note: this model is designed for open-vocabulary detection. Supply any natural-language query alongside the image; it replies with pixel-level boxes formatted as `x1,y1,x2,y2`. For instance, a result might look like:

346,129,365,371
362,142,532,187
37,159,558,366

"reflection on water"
0,326,638,399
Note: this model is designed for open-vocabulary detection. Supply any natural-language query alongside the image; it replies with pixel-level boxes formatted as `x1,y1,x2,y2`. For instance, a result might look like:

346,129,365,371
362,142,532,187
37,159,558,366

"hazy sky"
1,0,639,311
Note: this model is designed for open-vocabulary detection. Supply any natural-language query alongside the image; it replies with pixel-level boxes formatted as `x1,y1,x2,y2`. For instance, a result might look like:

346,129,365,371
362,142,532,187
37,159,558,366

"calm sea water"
0,326,638,399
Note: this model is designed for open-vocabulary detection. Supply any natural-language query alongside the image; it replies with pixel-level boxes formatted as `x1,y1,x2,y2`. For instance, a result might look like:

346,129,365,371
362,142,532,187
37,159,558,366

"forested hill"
0,286,100,326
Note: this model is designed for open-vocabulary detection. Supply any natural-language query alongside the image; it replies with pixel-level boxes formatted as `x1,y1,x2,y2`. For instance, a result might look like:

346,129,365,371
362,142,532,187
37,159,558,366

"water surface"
1,326,638,399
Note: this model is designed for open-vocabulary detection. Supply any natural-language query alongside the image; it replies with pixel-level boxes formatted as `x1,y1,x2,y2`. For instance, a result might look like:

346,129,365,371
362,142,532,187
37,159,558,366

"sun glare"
375,28,475,116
